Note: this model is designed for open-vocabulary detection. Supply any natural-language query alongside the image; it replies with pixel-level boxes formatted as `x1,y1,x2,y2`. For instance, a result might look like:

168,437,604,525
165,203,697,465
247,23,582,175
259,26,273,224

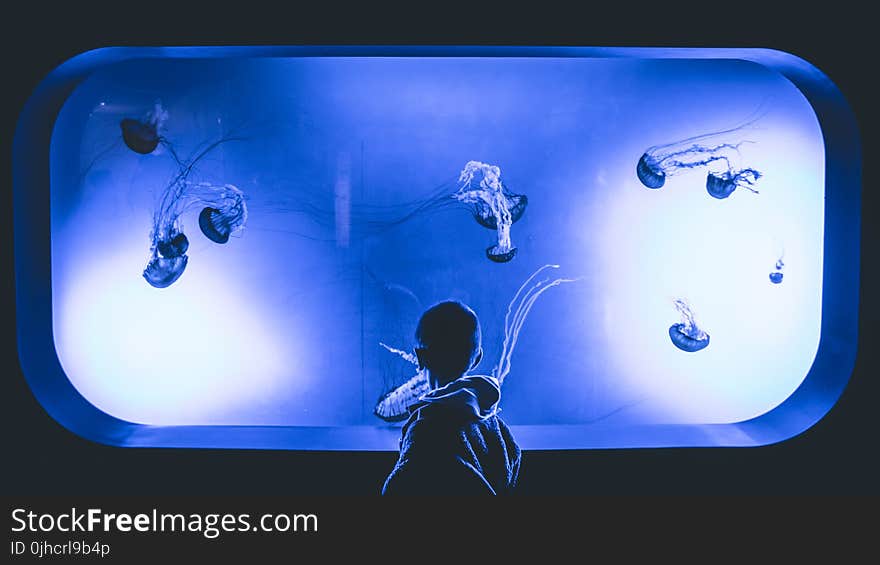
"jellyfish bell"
636,153,666,189
472,191,528,229
194,184,248,244
706,172,738,199
143,254,188,289
156,232,189,259
199,206,234,244
486,245,517,263
120,118,161,155
668,323,710,352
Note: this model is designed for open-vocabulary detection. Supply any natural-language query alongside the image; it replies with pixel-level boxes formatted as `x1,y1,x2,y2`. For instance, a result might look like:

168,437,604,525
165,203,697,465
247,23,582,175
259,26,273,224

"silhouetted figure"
382,301,521,495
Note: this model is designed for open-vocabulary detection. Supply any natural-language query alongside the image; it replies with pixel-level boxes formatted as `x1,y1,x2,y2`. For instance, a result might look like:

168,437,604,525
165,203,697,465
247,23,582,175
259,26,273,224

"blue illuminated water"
49,56,824,429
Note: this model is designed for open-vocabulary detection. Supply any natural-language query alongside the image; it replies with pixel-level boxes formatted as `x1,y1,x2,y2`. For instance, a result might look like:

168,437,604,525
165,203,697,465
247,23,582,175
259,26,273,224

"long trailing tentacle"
645,107,767,154
496,267,579,383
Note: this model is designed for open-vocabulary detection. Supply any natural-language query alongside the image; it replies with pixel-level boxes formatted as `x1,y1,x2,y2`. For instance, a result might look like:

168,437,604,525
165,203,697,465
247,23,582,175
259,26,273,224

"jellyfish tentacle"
645,110,764,154
495,265,579,383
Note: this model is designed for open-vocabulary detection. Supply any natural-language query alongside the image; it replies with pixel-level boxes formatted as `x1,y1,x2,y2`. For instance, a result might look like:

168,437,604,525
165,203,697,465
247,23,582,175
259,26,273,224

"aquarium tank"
13,46,860,450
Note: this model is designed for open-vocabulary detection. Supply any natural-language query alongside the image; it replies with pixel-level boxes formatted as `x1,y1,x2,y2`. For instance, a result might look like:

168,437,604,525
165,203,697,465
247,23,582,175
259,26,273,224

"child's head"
415,300,483,386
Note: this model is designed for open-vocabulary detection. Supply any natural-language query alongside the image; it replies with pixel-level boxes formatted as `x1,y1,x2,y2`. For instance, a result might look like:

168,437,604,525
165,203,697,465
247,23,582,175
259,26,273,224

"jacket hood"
417,374,501,420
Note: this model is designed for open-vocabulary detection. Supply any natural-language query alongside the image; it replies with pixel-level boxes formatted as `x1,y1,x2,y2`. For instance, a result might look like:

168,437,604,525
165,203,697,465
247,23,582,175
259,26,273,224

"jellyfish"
120,102,170,155
374,343,430,422
374,264,579,422
142,135,245,288
705,167,762,200
769,257,785,284
144,228,190,289
453,161,526,262
196,184,248,244
636,116,763,195
668,299,710,353
143,255,189,289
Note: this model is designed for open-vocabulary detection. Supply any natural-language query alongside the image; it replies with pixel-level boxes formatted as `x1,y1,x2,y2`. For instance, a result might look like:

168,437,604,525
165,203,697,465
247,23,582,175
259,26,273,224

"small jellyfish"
705,168,761,200
453,161,524,263
120,102,170,155
636,115,763,195
769,257,785,284
195,184,248,244
374,265,579,421
669,299,710,352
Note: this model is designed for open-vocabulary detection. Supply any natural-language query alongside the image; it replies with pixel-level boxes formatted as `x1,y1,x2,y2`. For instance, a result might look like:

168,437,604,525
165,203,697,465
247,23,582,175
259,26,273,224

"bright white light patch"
54,243,298,425
597,113,824,424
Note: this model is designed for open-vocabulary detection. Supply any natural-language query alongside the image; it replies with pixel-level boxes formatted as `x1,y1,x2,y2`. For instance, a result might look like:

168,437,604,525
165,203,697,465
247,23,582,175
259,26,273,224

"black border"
2,2,877,495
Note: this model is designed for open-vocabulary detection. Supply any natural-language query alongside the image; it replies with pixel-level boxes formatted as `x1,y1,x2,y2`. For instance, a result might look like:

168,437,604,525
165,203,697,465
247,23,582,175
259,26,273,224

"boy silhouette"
382,300,521,495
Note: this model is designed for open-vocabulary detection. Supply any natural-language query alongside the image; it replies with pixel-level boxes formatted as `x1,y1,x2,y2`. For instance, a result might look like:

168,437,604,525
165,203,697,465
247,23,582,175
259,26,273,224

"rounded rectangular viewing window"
13,46,860,450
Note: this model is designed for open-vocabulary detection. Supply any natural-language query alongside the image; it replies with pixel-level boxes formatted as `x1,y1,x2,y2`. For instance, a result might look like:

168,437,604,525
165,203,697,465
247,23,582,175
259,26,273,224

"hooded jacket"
381,374,521,495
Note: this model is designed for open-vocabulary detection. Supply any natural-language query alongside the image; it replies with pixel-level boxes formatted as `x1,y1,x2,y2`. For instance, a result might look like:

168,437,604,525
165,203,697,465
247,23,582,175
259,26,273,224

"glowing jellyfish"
374,343,430,422
669,299,710,353
636,116,763,197
374,264,578,421
142,136,245,288
120,102,170,155
453,161,526,263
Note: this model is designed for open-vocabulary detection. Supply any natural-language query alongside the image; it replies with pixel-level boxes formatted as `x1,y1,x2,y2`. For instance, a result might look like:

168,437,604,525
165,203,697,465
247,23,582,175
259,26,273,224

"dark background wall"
2,1,877,495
